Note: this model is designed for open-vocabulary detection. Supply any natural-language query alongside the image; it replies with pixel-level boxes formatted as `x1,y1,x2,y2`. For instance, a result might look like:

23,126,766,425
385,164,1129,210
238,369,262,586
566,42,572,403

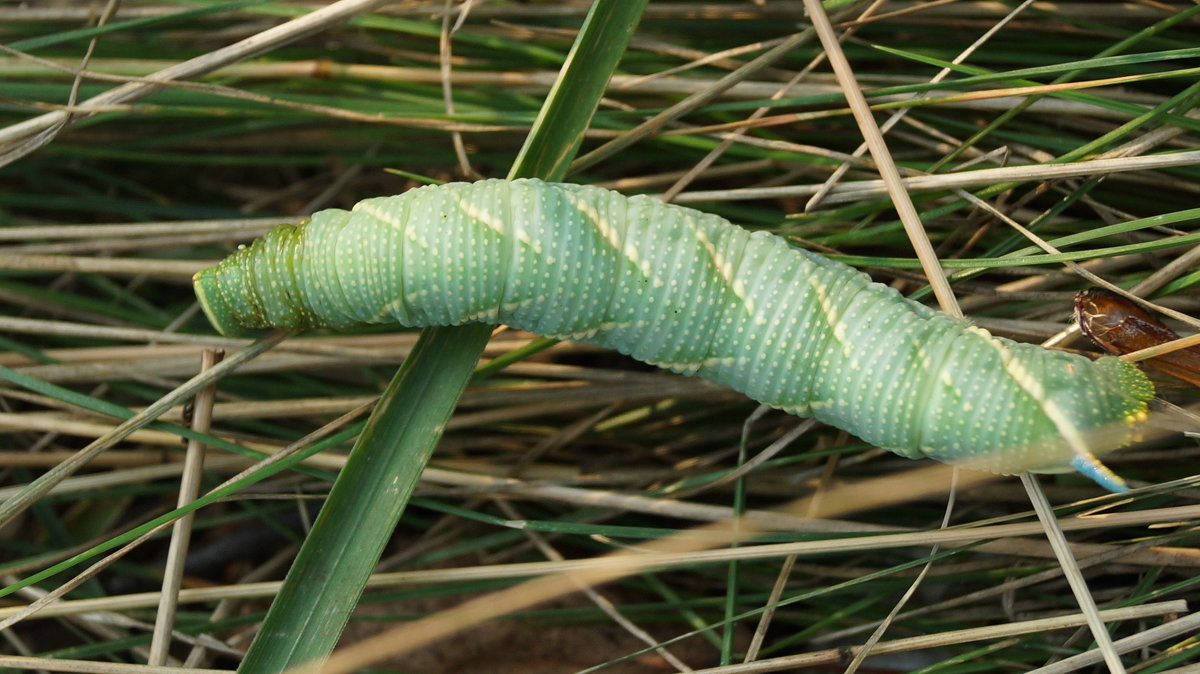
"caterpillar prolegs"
194,179,1154,490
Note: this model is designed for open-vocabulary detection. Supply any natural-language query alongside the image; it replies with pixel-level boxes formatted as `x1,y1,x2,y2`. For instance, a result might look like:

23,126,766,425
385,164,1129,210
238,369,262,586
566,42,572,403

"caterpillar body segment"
194,179,1154,488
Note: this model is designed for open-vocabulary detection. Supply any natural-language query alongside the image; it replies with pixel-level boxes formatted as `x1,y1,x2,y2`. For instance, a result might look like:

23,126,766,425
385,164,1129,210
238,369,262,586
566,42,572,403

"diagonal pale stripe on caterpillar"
193,179,1154,490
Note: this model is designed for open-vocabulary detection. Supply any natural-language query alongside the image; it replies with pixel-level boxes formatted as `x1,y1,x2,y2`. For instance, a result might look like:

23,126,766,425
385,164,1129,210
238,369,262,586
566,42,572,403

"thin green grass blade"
235,2,649,670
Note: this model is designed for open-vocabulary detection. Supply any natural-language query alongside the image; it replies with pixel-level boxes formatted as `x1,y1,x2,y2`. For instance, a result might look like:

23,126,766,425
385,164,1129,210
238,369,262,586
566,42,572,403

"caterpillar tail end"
1068,356,1153,493
1069,454,1129,493
193,268,269,338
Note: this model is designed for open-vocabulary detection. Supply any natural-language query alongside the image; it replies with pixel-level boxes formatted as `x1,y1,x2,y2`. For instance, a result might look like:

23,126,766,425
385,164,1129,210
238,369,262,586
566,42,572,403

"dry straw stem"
0,216,285,240
0,254,205,278
0,656,228,673
0,322,535,357
684,601,1191,673
148,349,222,665
672,150,1200,204
0,336,567,382
674,73,1200,138
1122,332,1200,363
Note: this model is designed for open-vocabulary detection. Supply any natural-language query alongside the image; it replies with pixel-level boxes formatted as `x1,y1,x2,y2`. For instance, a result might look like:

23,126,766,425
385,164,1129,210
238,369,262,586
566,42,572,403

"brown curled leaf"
1075,288,1200,387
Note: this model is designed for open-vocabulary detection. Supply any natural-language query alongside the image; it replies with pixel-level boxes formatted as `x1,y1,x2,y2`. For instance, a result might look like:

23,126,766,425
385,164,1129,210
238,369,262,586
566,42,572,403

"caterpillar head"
194,224,319,338
194,266,268,338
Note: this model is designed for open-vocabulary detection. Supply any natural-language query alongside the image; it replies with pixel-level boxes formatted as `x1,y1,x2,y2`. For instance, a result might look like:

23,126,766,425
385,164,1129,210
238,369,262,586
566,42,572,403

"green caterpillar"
194,179,1153,491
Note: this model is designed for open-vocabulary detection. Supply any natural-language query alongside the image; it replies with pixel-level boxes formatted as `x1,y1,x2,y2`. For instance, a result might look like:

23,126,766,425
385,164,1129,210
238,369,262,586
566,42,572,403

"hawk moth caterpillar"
194,179,1154,491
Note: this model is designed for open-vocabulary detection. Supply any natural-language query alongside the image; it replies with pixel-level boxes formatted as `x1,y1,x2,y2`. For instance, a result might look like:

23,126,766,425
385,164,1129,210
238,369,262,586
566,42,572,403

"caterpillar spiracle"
194,179,1153,491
